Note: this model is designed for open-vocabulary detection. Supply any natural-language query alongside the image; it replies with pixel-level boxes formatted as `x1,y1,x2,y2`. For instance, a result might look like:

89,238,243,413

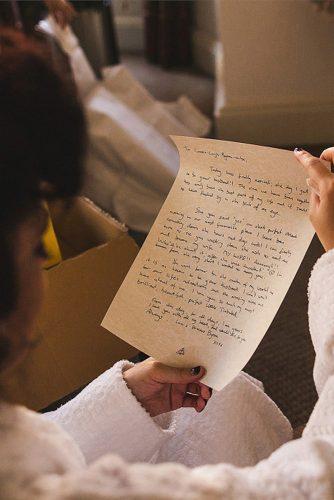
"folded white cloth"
83,84,179,232
102,65,211,138
38,17,97,100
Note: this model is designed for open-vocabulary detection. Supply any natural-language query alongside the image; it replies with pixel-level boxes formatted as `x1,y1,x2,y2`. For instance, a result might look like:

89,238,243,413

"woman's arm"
308,248,334,394
46,360,172,464
7,414,334,499
295,148,334,394
43,0,76,28
46,359,209,464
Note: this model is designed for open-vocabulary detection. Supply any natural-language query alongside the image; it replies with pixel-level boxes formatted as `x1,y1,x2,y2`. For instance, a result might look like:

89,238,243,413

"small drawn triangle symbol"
176,347,185,355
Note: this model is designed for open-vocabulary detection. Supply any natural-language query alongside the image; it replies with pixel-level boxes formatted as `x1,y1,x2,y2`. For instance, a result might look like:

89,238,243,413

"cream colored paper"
102,137,314,390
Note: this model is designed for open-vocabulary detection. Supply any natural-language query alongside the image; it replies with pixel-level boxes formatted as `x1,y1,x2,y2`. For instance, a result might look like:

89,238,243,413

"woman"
1,29,334,499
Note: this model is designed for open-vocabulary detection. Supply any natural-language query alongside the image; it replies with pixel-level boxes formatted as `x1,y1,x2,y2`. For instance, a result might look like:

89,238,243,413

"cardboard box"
2,198,139,410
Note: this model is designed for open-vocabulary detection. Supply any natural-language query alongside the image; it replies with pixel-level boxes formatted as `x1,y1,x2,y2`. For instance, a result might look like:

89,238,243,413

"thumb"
320,147,334,164
153,363,206,384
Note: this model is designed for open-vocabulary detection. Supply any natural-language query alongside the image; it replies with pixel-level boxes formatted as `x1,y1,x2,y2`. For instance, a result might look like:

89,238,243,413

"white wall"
215,0,334,145
192,0,219,76
113,0,144,54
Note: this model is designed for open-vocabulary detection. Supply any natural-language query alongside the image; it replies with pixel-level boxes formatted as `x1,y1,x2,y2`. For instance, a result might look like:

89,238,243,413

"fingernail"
190,366,201,375
294,147,303,152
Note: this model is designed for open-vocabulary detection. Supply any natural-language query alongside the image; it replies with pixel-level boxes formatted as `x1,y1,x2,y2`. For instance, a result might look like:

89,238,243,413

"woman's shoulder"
0,400,74,442
0,401,85,483
0,400,47,429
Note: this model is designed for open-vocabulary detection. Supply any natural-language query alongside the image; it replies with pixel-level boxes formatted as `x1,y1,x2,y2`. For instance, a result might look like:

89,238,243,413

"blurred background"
76,0,334,148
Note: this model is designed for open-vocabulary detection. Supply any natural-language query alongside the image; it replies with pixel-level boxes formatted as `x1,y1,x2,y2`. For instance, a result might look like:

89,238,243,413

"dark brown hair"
0,29,86,320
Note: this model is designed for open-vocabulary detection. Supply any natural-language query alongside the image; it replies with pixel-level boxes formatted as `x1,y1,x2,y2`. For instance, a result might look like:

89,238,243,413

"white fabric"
82,80,211,232
160,96,211,138
83,84,179,232
102,65,211,138
83,146,167,233
46,361,176,465
1,250,334,497
38,17,97,100
156,372,291,468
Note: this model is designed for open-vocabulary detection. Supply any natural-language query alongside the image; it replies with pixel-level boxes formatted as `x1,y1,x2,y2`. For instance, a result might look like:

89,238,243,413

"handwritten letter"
102,137,314,390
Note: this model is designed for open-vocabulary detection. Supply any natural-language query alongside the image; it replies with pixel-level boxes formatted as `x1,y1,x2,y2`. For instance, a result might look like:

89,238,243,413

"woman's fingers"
184,382,212,412
308,189,320,217
187,382,212,400
187,383,201,395
45,0,77,28
306,177,320,197
151,360,206,385
294,149,331,179
294,149,333,198
198,383,212,400
294,147,334,251
320,146,334,163
183,394,207,412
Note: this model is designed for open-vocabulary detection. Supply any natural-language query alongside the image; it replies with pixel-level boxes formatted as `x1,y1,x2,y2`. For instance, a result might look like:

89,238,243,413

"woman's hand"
123,358,211,417
294,147,334,251
44,0,76,29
